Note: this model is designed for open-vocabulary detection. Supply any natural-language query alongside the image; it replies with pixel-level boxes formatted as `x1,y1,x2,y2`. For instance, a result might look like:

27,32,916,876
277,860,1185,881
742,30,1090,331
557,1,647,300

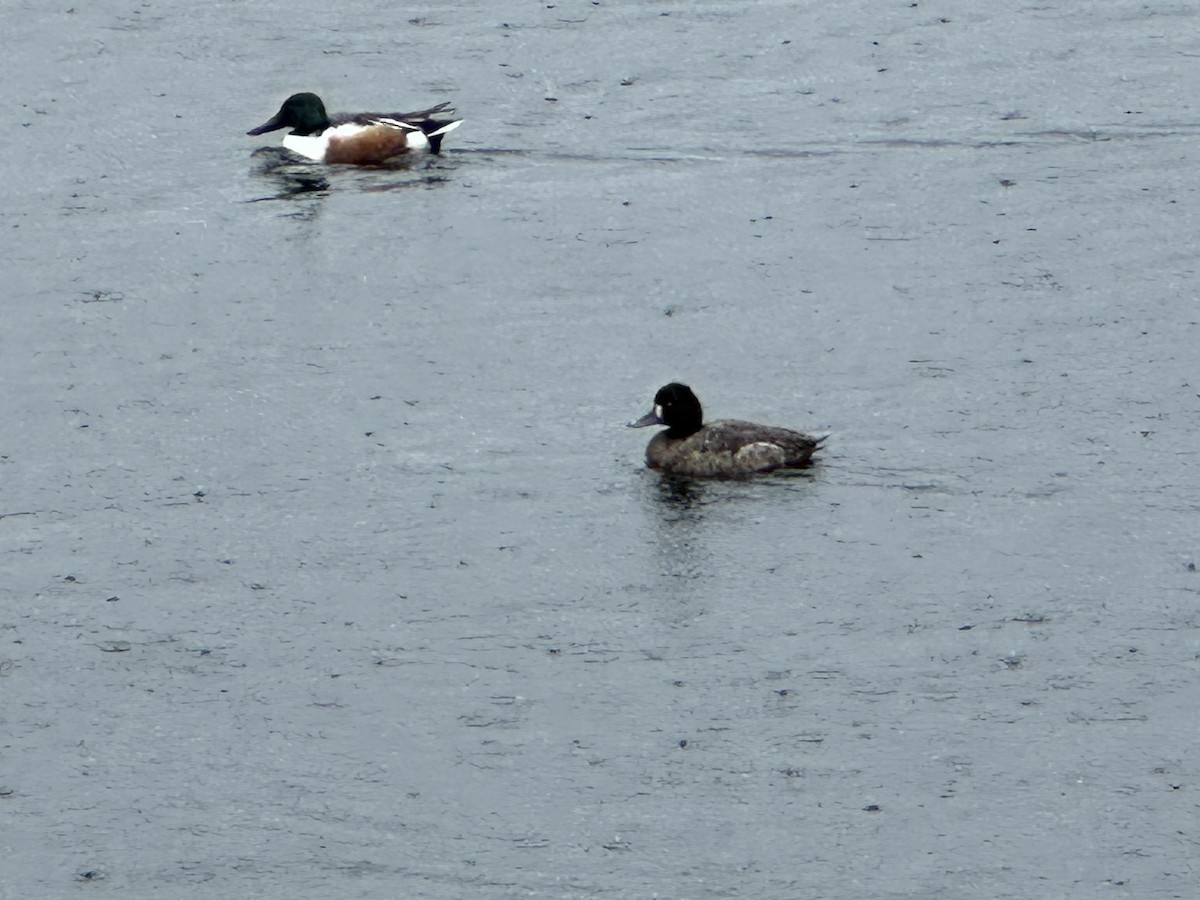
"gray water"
4,2,1198,897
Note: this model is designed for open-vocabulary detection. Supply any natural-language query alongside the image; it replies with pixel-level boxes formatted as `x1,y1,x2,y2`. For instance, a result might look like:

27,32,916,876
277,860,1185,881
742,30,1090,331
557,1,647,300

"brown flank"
324,126,414,165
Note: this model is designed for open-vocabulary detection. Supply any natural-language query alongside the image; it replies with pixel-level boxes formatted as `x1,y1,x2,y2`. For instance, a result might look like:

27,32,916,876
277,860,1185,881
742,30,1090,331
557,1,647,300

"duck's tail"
426,119,463,154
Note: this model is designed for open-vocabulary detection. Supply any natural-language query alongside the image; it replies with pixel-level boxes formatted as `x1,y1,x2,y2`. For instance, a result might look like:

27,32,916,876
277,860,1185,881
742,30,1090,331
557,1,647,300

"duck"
247,92,462,164
628,383,827,477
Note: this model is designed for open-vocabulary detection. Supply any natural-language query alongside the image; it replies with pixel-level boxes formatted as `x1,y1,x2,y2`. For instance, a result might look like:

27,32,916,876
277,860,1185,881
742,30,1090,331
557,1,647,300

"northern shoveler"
247,92,462,164
628,383,828,477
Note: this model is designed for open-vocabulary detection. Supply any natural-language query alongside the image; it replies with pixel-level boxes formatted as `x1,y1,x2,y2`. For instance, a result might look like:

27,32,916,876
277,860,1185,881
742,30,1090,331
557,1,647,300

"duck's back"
647,419,826,476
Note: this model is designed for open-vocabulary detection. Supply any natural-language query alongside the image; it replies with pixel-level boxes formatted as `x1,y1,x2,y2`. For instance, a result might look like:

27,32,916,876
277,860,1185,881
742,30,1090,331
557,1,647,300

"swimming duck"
628,383,827,477
247,92,462,164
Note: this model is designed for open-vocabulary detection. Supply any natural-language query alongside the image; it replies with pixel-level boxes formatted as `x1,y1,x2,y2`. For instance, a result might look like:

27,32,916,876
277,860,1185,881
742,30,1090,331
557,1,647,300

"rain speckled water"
3,1,1198,898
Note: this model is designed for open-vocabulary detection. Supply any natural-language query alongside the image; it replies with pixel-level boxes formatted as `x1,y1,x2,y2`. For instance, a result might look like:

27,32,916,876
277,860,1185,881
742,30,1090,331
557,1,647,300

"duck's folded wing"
703,420,824,471
387,101,456,121
334,102,456,127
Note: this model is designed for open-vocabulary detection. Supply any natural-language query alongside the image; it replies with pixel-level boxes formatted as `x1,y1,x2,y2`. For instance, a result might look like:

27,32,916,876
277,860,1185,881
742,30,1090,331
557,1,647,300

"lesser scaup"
248,93,462,164
628,383,827,477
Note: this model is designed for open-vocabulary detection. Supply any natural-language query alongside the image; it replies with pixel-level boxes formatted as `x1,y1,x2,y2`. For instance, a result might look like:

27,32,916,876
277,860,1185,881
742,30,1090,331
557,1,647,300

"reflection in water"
652,470,816,515
247,146,459,203
359,175,449,193
247,148,330,220
654,474,709,513
642,471,819,592
646,475,712,587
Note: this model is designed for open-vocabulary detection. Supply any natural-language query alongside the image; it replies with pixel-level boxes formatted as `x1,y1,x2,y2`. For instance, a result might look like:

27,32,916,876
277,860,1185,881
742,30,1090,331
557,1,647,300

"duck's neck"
666,414,702,438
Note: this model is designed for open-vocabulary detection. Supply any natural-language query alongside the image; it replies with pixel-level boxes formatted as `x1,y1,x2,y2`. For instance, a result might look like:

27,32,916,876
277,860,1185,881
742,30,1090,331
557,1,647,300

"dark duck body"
628,383,827,477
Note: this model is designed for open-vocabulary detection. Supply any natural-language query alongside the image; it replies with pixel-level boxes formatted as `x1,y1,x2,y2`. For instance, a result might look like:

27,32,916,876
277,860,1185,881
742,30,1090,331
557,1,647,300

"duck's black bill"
627,411,663,428
247,114,286,136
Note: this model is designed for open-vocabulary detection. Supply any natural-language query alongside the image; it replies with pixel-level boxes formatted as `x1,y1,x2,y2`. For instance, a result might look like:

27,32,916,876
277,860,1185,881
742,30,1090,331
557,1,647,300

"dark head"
247,93,330,137
628,382,704,437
